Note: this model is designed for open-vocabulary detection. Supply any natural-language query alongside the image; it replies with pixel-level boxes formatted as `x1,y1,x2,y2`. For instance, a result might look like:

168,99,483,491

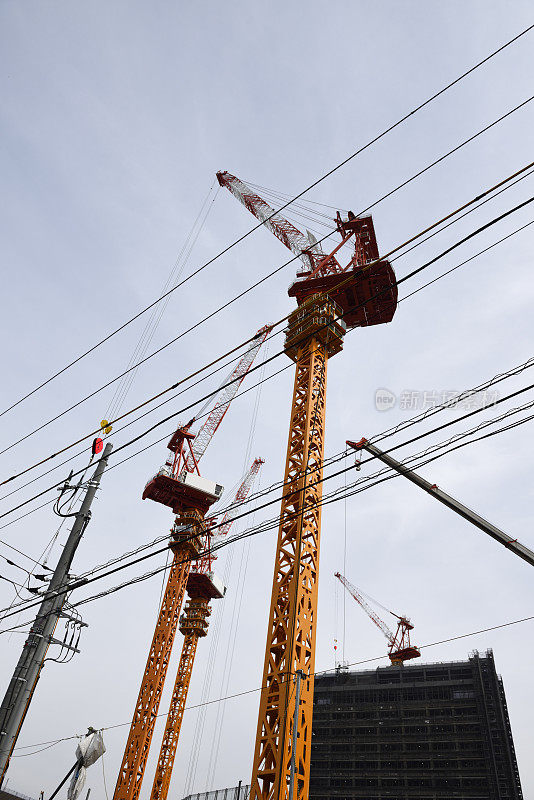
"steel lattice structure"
249,309,342,800
150,598,209,800
114,333,268,800
113,553,191,799
214,457,265,538
216,171,324,273
149,457,265,800
218,169,398,800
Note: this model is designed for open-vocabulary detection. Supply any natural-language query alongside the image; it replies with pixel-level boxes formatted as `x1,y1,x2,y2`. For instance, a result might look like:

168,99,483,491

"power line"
9,611,534,759
0,198,524,576
3,99,533,462
2,387,532,626
2,173,533,500
4,183,532,517
0,208,531,597
399,218,534,303
0,206,532,581
2,23,532,421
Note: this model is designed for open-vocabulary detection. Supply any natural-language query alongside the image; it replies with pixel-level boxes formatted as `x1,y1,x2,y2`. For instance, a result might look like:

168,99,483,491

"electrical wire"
4,163,530,518
1,328,533,616
3,22,531,421
2,180,533,507
42,403,534,618
6,159,531,512
1,336,532,621
4,197,530,600
10,612,534,758
3,95,533,464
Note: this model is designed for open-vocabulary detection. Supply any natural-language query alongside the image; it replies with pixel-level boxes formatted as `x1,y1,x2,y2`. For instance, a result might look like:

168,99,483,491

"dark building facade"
310,650,522,800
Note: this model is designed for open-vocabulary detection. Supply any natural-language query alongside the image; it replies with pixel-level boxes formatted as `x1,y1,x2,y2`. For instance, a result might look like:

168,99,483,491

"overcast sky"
1,2,533,798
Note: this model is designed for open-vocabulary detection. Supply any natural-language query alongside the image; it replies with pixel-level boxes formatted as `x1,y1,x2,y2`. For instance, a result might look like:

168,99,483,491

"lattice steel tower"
217,171,398,800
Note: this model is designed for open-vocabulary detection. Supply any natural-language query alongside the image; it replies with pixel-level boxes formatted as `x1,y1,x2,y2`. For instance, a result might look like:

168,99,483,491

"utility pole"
0,442,113,783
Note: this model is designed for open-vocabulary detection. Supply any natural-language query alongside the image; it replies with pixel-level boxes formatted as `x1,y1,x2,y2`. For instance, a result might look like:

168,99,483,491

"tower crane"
217,171,397,800
113,326,271,800
150,457,265,800
334,571,421,665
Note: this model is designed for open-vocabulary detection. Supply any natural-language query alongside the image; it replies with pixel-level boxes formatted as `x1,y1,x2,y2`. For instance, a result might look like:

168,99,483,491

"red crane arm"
196,457,265,575
334,571,395,645
215,457,264,537
216,171,325,272
183,325,271,472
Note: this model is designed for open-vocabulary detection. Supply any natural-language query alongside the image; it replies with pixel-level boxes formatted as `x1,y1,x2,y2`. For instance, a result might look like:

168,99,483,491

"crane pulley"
334,571,420,665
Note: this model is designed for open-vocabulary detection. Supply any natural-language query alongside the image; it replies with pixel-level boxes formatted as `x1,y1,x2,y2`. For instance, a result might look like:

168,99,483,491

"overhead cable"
2,172,533,495
2,23,532,420
2,388,533,626
2,102,533,460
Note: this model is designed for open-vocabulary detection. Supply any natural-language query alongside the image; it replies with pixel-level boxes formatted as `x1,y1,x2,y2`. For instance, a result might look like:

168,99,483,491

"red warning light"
92,437,104,456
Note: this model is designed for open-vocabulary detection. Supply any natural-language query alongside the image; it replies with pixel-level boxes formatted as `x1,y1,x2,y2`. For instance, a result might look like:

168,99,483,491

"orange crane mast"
334,571,420,665
113,328,270,800
217,171,398,800
150,457,265,800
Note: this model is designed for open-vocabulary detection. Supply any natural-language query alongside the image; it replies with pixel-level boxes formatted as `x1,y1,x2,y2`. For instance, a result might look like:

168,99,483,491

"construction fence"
182,786,250,800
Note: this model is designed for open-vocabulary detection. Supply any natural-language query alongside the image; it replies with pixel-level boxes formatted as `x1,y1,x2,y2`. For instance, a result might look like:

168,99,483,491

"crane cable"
2,163,534,496
2,94,533,465
3,401,534,631
185,350,269,794
2,20,532,422
8,612,534,760
104,180,219,423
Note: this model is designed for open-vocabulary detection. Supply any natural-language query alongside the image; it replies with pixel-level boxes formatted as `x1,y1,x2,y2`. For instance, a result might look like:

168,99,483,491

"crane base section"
288,260,397,329
389,646,421,664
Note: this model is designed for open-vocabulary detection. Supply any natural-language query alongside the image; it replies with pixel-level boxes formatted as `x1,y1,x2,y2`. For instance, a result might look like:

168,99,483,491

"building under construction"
309,650,522,800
